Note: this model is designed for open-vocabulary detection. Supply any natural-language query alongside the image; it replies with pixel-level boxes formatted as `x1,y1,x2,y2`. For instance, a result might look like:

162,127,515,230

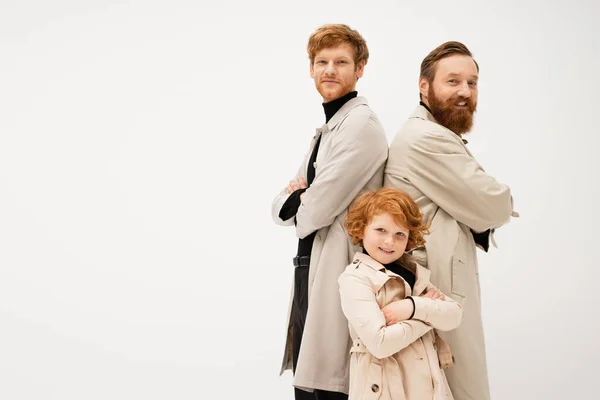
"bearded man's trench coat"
384,105,518,400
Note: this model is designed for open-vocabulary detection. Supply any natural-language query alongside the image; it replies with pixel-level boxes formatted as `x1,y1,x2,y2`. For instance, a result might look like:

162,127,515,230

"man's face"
421,55,478,134
310,43,364,103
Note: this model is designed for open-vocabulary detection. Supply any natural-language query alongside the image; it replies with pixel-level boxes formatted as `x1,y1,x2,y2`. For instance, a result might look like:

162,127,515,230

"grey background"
1,0,598,398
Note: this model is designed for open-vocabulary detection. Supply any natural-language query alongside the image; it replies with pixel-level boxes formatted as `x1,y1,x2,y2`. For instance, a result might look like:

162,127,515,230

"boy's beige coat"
338,252,462,400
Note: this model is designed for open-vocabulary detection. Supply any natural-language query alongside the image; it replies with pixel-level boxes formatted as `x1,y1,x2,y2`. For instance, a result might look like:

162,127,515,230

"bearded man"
383,41,518,400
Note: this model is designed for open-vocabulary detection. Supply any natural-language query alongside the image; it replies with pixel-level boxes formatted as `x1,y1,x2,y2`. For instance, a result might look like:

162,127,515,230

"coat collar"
352,252,431,295
409,104,469,146
314,96,368,137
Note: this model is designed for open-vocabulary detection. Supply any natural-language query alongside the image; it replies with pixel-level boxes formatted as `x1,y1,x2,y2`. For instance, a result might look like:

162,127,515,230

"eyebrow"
315,55,352,61
447,72,479,79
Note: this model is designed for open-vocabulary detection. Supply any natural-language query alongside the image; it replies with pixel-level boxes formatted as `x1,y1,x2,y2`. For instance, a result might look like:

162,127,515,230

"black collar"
323,91,358,123
362,249,415,289
419,100,433,115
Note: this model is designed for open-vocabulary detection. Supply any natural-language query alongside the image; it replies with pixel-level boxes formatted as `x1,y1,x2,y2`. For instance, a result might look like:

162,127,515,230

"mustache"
450,96,476,111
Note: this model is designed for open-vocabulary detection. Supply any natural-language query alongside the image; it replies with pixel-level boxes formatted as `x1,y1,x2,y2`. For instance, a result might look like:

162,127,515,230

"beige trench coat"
271,97,388,393
384,105,517,400
338,252,463,400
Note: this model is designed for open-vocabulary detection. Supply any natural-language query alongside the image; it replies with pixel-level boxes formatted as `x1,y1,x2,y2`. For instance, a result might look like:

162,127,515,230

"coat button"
371,384,380,393
352,259,359,264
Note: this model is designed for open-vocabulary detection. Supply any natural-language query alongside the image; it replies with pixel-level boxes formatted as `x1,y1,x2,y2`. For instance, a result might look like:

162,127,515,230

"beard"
427,85,477,134
317,79,356,103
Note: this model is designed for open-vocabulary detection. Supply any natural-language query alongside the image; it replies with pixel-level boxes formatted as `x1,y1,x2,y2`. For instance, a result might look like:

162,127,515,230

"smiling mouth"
379,247,394,254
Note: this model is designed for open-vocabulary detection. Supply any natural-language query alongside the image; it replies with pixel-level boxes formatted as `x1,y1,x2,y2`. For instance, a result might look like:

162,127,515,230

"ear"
310,61,315,79
355,60,365,79
419,77,429,101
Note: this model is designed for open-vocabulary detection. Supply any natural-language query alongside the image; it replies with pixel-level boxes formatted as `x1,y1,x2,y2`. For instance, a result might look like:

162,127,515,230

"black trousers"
292,266,348,400
294,388,348,400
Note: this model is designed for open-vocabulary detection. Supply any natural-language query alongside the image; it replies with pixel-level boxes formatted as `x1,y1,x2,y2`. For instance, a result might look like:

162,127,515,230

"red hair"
307,24,369,66
345,188,430,251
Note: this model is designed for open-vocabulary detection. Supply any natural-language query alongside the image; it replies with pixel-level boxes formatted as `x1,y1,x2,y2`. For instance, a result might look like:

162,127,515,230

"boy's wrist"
406,296,416,319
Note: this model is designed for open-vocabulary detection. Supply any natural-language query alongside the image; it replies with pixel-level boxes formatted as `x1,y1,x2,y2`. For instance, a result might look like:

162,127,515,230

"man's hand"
286,176,307,201
286,176,307,194
382,298,415,326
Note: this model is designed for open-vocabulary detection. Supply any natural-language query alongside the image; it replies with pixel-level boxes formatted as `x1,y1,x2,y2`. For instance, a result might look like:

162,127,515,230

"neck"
323,91,358,123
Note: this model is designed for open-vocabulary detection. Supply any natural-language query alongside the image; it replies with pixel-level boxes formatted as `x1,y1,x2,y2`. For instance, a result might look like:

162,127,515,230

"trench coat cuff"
471,228,490,252
406,296,416,320
410,296,433,323
278,189,307,221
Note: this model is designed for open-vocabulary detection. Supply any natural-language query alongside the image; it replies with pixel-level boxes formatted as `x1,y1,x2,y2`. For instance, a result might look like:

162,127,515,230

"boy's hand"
382,298,414,326
421,287,445,301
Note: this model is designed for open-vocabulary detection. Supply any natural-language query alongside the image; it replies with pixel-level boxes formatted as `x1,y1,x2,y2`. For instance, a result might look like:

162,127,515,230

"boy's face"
361,212,409,265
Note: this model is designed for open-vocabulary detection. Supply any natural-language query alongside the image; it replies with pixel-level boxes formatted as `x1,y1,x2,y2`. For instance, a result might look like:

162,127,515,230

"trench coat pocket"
451,234,468,298
362,361,383,400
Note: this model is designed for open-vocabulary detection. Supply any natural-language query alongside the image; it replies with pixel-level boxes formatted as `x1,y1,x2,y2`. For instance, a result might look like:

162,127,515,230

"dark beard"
427,86,476,135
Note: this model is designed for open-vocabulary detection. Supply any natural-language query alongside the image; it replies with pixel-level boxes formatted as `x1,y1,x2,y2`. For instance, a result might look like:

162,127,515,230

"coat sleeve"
271,144,312,226
410,284,463,331
271,187,295,226
406,130,515,233
339,270,433,360
295,112,388,239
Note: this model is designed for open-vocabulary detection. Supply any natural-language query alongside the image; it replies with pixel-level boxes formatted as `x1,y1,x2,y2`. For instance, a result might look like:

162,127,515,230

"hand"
285,176,307,195
421,287,445,301
382,298,414,326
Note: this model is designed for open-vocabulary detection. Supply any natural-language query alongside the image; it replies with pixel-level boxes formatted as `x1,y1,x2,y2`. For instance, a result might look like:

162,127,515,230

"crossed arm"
339,271,463,359
382,283,463,332
271,114,387,238
389,130,516,233
338,273,434,359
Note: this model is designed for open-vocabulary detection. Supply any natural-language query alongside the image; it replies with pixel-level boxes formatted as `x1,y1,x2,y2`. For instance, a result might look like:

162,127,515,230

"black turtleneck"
386,261,416,290
363,249,417,319
278,91,358,258
324,91,358,122
363,249,415,290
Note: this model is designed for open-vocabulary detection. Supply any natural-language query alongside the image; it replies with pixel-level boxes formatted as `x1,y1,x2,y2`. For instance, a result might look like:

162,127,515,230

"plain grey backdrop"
1,0,598,399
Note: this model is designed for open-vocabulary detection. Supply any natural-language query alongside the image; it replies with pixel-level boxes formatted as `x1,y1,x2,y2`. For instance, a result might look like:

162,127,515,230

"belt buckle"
293,256,310,268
